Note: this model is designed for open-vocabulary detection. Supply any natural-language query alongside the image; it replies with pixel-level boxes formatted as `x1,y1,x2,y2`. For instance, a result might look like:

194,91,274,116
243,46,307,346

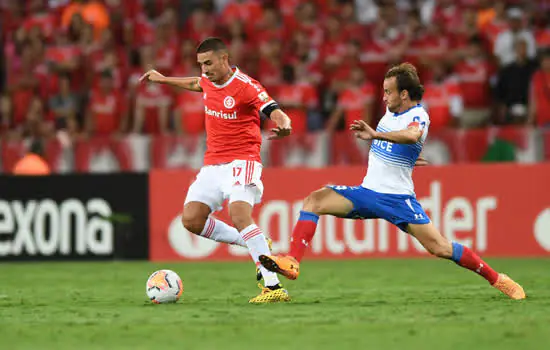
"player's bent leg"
182,201,246,247
181,201,211,234
408,223,526,300
302,187,355,216
260,187,355,281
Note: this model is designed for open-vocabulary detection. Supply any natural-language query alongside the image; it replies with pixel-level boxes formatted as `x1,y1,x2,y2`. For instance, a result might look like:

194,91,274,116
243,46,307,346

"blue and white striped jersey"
361,104,430,195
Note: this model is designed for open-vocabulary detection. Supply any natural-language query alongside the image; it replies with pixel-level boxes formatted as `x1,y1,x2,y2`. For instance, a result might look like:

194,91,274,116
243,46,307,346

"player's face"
197,51,228,83
383,77,402,113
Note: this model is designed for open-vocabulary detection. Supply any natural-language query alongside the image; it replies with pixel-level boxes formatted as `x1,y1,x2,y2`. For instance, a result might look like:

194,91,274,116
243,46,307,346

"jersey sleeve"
407,111,429,131
244,79,278,114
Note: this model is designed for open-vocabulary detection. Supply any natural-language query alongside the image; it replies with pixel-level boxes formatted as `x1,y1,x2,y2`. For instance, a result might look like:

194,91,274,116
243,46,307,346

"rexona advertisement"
0,174,149,261
149,164,550,261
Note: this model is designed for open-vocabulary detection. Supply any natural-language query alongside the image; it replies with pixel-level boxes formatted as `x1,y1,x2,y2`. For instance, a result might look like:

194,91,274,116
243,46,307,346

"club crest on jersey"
224,96,236,109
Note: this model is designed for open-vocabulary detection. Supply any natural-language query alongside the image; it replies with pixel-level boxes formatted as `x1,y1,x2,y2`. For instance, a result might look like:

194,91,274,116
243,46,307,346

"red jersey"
199,67,277,165
531,71,550,126
338,83,375,128
455,58,492,108
422,78,461,130
88,88,126,135
270,82,317,134
135,83,172,134
175,90,205,135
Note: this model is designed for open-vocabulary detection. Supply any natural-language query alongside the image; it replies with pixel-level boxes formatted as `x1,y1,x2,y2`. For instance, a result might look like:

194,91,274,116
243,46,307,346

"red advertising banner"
149,164,550,261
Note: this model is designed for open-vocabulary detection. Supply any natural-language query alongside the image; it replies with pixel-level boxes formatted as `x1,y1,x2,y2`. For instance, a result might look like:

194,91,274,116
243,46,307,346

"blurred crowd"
2,0,550,148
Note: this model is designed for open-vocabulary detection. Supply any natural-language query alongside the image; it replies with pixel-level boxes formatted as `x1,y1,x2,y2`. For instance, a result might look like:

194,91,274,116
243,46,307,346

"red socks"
451,242,499,284
289,211,319,262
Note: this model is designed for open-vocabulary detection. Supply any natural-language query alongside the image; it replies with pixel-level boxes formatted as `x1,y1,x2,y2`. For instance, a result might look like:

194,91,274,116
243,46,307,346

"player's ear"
218,50,229,62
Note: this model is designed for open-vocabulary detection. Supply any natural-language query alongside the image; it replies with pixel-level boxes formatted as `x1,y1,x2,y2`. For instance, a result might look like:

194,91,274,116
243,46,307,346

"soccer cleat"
248,283,291,304
259,254,300,280
256,238,273,281
491,273,526,300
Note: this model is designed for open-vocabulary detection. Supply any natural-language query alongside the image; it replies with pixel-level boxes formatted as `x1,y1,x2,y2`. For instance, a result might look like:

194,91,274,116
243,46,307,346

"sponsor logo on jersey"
223,96,236,109
205,106,238,120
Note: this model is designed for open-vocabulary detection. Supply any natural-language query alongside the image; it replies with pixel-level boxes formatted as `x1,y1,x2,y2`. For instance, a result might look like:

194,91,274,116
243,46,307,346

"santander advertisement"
149,164,550,261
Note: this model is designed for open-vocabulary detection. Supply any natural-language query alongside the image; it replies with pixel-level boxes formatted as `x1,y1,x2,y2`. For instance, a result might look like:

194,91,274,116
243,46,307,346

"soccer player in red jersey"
140,38,292,303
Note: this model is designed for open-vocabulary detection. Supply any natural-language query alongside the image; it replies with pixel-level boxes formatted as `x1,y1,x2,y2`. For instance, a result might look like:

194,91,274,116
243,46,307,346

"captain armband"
261,101,281,118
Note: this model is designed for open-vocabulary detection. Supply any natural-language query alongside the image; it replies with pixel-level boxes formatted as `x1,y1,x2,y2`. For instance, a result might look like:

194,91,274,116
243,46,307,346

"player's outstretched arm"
350,120,421,144
268,109,292,140
139,69,203,92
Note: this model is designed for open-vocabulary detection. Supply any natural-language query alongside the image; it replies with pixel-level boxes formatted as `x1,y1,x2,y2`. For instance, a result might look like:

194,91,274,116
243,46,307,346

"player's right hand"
268,125,292,140
350,119,376,140
139,69,164,83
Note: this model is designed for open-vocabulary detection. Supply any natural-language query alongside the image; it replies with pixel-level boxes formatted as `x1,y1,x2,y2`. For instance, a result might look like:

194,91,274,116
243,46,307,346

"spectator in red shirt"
184,7,217,44
18,96,47,140
44,29,82,91
479,1,508,49
174,88,205,136
289,1,323,48
49,73,79,135
454,36,493,128
528,49,550,127
8,43,41,126
0,94,13,136
153,20,178,74
535,12,550,51
257,38,283,92
270,65,316,135
133,50,172,135
85,70,127,136
340,1,365,42
253,6,284,46
23,0,57,42
326,66,375,131
172,39,197,77
422,62,463,130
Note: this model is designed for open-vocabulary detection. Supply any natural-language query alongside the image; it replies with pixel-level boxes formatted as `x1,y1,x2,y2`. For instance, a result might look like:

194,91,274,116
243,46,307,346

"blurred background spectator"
1,0,550,173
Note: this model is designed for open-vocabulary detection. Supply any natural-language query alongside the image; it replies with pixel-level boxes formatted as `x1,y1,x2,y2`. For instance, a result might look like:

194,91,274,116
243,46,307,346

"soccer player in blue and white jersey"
259,63,526,300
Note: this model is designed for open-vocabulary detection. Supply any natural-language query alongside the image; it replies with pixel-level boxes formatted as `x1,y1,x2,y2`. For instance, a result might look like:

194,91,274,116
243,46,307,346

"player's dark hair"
385,62,424,101
196,37,228,54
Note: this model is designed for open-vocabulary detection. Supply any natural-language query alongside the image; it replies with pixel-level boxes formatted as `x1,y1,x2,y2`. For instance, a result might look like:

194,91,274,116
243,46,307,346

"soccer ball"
146,269,183,304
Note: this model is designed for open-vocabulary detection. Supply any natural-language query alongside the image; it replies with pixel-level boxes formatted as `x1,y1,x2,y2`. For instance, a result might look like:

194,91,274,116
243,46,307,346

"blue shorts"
327,185,431,232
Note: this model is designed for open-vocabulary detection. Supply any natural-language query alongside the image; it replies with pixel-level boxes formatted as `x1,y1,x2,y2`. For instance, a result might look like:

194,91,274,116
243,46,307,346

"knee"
181,213,206,235
302,189,328,214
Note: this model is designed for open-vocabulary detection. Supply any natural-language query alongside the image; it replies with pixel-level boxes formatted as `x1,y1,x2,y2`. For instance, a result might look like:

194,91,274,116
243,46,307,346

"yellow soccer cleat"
491,273,526,300
256,238,273,281
259,254,300,280
249,283,291,304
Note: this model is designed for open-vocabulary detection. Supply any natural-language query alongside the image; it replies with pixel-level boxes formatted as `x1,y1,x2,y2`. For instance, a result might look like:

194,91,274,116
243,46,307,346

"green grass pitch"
1,258,549,350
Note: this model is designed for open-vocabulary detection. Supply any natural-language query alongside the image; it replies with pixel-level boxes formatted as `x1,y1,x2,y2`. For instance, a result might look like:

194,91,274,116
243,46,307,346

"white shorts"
184,159,264,212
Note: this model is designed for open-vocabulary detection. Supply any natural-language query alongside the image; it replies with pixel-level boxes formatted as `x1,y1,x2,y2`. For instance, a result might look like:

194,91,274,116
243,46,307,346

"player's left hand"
415,156,429,166
350,120,376,140
268,125,292,140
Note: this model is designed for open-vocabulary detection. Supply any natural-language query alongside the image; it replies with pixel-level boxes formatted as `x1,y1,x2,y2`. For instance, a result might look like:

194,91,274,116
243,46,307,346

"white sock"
240,224,280,287
200,217,246,247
